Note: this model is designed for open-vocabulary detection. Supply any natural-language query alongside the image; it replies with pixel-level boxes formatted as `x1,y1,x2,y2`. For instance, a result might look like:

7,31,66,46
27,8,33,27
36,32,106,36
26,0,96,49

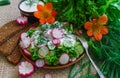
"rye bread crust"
0,21,38,65
6,45,22,65
0,20,28,45
0,23,30,56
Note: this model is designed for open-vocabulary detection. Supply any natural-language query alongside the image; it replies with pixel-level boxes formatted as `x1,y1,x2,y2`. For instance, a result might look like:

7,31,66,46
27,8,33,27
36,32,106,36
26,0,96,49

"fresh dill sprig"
24,0,40,7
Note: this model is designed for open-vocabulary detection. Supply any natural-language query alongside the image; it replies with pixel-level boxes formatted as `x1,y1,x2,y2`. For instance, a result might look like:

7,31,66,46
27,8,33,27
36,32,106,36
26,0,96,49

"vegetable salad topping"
20,21,84,65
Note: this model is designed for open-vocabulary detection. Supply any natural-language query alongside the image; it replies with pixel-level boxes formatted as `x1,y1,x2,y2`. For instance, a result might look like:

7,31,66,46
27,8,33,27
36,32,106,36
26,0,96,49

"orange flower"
84,14,108,41
34,3,57,24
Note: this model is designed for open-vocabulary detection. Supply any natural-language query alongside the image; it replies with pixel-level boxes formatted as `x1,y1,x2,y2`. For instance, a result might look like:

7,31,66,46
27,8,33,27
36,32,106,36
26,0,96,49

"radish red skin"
51,28,64,39
22,49,32,58
20,32,27,41
16,16,28,25
18,61,34,77
59,53,70,65
52,39,61,46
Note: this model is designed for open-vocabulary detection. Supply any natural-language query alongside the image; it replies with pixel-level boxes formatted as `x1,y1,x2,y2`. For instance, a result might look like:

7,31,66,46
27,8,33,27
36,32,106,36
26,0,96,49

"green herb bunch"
43,0,120,78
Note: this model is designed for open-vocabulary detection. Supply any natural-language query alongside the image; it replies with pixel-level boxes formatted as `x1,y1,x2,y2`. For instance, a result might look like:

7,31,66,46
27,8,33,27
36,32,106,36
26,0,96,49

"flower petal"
87,30,93,36
37,4,44,11
92,19,97,23
40,19,46,24
98,14,108,25
34,11,43,19
52,10,57,17
47,17,55,23
101,26,108,34
45,3,52,11
94,33,102,41
84,22,93,30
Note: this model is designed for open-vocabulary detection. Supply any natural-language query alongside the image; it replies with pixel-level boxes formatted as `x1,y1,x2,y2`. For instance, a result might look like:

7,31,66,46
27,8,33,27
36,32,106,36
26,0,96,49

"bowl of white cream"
18,0,44,23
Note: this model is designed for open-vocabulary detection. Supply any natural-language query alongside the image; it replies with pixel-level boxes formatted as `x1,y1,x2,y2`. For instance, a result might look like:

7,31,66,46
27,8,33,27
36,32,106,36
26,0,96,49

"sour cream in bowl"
18,0,44,23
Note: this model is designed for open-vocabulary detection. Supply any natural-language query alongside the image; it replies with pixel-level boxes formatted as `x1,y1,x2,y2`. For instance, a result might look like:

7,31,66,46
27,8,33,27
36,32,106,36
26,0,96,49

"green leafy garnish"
74,42,84,57
37,34,47,46
57,41,84,59
69,60,90,78
27,29,36,37
29,47,39,60
23,0,40,7
44,52,59,65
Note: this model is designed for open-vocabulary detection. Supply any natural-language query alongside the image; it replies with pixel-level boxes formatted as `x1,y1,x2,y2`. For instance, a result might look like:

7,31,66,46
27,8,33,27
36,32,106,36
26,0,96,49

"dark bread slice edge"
0,25,30,56
6,45,22,65
0,20,30,45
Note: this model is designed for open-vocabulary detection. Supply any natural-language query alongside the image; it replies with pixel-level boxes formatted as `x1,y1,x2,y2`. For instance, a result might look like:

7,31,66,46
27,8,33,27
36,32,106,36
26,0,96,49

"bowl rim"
19,46,85,69
18,0,35,14
19,22,85,69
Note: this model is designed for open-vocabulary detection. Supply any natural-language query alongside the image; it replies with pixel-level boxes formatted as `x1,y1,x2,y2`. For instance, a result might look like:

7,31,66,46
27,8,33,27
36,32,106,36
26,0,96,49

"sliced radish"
20,32,28,41
59,53,70,65
51,28,64,39
20,37,31,49
35,59,45,68
52,39,61,46
44,73,53,78
22,49,32,58
16,16,28,25
18,61,34,77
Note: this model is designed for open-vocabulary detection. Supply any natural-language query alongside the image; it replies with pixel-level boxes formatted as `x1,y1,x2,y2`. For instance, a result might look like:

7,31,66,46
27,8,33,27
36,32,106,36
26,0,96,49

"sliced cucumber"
38,46,49,58
47,41,56,50
63,39,76,47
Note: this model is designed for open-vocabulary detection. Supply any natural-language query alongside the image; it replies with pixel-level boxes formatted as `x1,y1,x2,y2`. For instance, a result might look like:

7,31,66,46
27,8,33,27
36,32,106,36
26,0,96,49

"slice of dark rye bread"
0,26,30,56
6,45,22,65
0,20,28,45
6,23,39,64
0,21,38,64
